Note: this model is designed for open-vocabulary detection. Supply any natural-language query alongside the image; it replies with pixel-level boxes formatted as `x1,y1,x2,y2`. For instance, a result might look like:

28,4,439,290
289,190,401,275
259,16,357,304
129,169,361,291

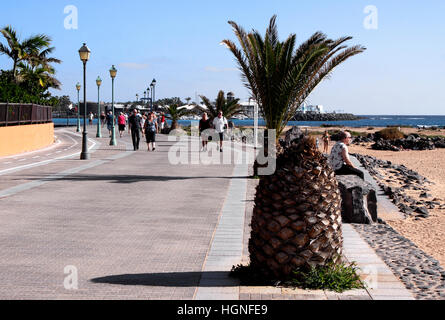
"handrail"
0,103,52,127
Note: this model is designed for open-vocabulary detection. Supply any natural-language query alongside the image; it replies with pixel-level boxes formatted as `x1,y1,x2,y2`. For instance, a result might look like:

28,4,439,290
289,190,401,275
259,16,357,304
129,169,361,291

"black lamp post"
146,87,150,110
150,78,156,110
79,43,91,160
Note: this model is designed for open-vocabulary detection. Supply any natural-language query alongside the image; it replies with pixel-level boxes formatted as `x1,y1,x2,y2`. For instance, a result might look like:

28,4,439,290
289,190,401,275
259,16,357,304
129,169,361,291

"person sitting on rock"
329,131,365,180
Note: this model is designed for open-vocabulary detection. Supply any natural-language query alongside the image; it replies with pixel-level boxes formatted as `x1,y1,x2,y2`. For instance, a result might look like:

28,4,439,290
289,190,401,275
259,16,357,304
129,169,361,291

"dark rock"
336,175,378,224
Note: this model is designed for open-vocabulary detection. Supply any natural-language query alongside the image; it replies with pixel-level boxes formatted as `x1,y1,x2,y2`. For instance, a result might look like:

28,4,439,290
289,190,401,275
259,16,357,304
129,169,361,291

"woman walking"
144,112,158,151
118,112,126,138
199,113,211,151
322,130,330,154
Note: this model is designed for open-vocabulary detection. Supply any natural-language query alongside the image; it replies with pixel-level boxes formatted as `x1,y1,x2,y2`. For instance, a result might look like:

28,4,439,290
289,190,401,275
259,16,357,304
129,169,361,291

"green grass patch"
230,260,365,293
290,261,364,293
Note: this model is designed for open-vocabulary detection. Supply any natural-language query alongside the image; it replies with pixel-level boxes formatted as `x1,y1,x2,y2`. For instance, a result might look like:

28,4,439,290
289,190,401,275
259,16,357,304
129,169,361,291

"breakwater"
290,113,361,121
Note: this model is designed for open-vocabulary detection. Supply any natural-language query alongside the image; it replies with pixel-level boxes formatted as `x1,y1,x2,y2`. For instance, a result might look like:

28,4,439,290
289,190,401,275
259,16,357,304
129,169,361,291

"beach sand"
313,127,445,266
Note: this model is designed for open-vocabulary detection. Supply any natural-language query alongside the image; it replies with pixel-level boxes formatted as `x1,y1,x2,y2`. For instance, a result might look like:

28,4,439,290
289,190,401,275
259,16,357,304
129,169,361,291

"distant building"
238,100,259,119
300,104,324,114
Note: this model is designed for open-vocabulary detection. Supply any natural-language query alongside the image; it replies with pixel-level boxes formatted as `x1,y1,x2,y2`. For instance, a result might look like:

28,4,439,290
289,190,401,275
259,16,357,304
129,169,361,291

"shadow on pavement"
91,271,237,287
18,174,251,184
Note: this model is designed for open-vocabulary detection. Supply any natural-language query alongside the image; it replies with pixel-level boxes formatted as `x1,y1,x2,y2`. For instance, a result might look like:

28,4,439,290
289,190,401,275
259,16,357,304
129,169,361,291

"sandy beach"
306,126,445,267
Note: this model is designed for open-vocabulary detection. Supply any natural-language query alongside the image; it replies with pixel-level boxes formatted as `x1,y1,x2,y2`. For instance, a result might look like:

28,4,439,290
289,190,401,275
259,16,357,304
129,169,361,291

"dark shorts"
119,124,125,131
335,165,365,180
107,124,112,131
219,132,224,141
145,131,156,143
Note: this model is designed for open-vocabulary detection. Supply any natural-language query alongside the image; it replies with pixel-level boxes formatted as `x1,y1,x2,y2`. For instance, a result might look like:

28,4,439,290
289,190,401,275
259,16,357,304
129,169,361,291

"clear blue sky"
1,0,444,115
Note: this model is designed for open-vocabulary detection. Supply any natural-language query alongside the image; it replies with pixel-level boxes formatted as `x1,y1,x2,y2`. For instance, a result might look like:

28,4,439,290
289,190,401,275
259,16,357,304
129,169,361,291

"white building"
300,104,324,114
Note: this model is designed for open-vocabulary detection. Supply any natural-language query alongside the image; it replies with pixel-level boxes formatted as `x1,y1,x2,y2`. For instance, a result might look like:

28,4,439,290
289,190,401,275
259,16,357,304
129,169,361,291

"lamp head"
76,82,81,91
109,65,117,79
78,43,91,62
96,76,102,87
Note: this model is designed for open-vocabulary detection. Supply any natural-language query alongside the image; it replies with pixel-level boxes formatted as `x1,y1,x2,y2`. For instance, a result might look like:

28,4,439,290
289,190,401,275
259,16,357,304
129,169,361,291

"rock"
283,126,304,148
336,175,378,224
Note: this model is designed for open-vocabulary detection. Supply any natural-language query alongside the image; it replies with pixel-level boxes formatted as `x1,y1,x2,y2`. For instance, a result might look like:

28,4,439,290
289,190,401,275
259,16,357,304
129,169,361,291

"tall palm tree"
223,16,366,280
162,104,193,130
0,25,51,79
221,15,366,141
196,90,245,120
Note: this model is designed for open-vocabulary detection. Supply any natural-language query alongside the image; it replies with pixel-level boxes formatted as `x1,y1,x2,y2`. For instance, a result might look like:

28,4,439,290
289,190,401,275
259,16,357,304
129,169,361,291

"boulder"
336,175,378,224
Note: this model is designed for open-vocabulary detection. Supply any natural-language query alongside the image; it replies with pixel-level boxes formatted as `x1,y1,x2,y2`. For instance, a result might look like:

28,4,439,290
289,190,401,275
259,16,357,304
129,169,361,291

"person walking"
160,112,166,133
143,112,158,151
100,111,106,128
212,111,228,152
128,109,141,151
322,130,330,154
89,112,94,126
106,111,114,137
329,131,364,179
199,113,211,151
118,112,126,138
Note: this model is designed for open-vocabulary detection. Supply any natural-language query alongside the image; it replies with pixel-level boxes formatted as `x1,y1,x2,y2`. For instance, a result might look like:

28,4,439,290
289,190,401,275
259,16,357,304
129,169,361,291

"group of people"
199,111,230,152
127,109,161,152
99,109,166,152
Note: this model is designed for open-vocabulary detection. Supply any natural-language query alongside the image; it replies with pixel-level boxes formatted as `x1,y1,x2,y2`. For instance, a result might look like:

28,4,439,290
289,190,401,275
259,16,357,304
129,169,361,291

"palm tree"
162,104,193,131
223,16,366,280
17,45,62,90
196,90,245,120
221,15,366,141
16,62,61,90
0,25,52,79
185,97,192,105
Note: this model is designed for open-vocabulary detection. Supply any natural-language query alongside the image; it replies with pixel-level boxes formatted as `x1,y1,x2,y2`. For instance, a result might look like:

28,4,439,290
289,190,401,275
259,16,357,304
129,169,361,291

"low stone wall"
0,123,55,157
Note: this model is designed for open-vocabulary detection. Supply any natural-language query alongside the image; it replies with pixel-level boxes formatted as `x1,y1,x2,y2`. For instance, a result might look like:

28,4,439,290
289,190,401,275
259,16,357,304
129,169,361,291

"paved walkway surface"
0,127,414,300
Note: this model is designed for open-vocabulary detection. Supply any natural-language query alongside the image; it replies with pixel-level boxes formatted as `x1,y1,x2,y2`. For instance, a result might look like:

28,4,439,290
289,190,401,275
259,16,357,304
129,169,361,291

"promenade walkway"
0,127,414,300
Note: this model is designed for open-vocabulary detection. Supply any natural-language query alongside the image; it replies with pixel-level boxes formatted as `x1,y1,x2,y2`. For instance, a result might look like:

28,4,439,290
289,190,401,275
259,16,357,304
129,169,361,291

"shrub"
376,128,405,140
230,260,365,293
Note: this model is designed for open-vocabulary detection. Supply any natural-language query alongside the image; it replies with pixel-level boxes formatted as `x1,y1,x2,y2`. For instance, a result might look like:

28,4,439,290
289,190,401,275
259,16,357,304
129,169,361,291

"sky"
0,0,444,115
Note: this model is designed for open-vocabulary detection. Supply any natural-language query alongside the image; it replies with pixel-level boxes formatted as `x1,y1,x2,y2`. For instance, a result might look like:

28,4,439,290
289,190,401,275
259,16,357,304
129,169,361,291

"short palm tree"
0,25,52,79
221,15,366,140
196,90,245,120
223,16,366,279
162,104,193,130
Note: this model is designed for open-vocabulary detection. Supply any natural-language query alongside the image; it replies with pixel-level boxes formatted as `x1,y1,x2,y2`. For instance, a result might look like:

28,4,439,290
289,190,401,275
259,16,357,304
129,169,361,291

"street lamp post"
136,94,139,103
146,87,150,110
96,76,102,138
109,65,118,146
76,82,81,132
150,79,156,110
79,43,91,160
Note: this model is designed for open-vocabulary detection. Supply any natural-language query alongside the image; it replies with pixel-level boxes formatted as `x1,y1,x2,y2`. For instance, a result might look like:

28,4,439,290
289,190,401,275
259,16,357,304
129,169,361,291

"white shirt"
213,116,228,133
329,142,349,170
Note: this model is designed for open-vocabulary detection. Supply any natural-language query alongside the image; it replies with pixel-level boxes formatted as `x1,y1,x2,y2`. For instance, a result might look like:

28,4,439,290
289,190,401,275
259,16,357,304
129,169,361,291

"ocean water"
53,115,445,128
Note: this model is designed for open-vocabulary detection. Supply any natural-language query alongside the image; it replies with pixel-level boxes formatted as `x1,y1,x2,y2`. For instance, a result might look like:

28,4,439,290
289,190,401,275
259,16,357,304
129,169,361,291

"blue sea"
53,115,445,128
